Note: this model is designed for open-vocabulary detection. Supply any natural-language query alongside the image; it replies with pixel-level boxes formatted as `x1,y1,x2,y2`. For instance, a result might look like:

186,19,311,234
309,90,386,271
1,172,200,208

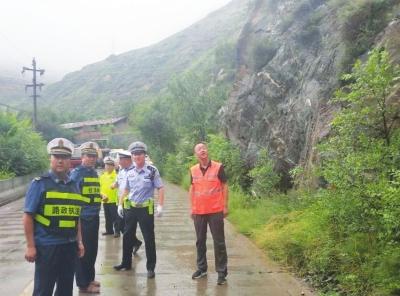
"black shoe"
132,241,142,255
147,270,155,279
217,273,227,285
113,263,131,271
192,270,207,279
102,232,113,235
113,233,120,238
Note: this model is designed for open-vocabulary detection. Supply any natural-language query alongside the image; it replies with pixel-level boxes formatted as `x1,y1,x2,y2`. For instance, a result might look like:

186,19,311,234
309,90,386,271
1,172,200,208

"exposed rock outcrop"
221,0,400,186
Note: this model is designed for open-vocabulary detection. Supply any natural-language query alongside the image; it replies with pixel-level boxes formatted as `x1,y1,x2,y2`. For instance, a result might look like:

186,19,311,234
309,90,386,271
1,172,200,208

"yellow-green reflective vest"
99,170,118,204
34,176,89,237
82,177,102,204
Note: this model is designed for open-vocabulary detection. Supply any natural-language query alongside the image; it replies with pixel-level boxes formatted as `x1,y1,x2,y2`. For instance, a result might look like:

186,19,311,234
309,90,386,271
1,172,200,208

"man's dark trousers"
76,216,99,288
122,207,155,271
193,211,227,275
114,212,124,234
34,242,77,296
103,203,117,234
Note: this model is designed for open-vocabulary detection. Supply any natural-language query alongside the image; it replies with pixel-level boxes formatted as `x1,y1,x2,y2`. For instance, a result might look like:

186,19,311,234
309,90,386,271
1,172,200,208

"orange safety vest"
190,160,224,214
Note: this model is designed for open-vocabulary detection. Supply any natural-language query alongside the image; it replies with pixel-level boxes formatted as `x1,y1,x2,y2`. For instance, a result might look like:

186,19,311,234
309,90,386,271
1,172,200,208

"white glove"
155,205,163,217
117,205,124,218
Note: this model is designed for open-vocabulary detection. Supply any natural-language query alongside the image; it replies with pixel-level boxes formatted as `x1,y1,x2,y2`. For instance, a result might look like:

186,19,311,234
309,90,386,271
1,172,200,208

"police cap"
47,138,74,156
80,141,99,156
128,141,147,154
103,156,115,165
118,150,131,158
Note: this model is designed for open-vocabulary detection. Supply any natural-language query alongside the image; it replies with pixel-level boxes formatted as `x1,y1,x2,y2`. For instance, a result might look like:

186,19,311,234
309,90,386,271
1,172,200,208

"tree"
167,72,227,142
318,48,400,295
35,108,75,142
248,148,280,197
0,112,47,176
134,99,178,166
321,48,400,189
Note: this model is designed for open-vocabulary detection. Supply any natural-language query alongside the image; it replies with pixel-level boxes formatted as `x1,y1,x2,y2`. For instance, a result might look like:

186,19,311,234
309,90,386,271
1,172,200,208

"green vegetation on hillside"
40,0,248,118
329,0,400,71
127,39,238,179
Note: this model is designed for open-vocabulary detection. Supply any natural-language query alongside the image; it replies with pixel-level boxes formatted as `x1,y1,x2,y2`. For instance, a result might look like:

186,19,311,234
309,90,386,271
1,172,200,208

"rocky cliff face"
221,0,400,185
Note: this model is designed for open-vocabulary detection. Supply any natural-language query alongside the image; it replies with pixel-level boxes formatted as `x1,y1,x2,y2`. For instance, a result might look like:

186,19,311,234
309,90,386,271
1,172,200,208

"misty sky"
0,0,231,82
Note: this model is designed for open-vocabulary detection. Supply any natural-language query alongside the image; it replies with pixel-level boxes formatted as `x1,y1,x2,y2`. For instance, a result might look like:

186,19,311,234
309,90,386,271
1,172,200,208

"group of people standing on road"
23,137,229,295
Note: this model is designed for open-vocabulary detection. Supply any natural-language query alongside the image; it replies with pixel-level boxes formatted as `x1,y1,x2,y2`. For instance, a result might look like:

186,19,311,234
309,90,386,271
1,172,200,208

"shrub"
0,112,47,176
335,0,399,71
316,49,400,294
206,134,247,187
162,151,192,185
248,148,280,197
0,169,15,180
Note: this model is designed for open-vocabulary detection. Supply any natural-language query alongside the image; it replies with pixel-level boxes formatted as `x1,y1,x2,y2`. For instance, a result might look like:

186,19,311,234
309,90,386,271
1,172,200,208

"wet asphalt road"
1,182,314,296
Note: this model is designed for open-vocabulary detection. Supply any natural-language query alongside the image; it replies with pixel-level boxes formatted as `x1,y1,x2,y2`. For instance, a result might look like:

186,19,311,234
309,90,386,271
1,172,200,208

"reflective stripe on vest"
45,191,90,204
82,177,101,204
34,189,84,233
84,177,99,182
35,214,50,226
35,214,76,228
59,220,76,228
82,186,100,195
124,199,154,215
190,161,224,215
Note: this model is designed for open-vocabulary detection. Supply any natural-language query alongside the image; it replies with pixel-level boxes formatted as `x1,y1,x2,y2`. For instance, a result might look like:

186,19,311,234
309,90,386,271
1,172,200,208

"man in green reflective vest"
70,141,101,294
99,156,118,236
23,137,86,296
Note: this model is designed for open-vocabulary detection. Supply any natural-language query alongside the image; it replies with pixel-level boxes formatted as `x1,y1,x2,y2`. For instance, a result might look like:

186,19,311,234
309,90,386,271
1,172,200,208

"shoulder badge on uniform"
147,165,156,180
73,165,83,172
147,165,155,170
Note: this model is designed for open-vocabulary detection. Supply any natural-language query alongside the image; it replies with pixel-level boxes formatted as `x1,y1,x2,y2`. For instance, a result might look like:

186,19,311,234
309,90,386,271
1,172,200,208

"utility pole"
22,58,45,129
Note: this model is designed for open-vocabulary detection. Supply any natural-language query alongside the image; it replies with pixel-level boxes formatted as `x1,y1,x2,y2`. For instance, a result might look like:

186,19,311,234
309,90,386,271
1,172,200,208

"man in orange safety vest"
189,142,228,285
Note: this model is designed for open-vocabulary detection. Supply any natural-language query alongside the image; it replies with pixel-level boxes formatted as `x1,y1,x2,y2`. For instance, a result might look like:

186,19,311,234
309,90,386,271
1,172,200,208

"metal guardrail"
0,173,38,206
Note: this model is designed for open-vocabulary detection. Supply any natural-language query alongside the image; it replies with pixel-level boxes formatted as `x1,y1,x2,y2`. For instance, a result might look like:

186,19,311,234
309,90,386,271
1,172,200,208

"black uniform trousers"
193,211,228,275
103,203,117,234
114,212,124,234
122,206,156,271
75,216,99,288
33,242,77,296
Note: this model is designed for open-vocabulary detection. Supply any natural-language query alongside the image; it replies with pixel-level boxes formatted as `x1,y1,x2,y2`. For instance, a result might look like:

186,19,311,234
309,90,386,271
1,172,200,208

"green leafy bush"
36,108,74,142
0,112,47,176
206,134,246,187
162,151,193,185
248,149,280,197
0,169,15,180
163,154,182,184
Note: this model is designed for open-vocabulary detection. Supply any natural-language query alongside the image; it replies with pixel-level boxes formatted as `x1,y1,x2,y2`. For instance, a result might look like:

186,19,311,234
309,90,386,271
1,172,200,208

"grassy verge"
228,187,400,296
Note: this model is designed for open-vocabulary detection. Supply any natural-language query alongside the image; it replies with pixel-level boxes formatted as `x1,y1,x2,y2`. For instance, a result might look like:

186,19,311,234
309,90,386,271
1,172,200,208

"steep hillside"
42,0,249,117
0,76,28,110
221,0,400,184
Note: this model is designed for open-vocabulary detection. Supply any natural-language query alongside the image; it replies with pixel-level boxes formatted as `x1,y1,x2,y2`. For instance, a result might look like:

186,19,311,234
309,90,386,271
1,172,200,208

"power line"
0,102,28,114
